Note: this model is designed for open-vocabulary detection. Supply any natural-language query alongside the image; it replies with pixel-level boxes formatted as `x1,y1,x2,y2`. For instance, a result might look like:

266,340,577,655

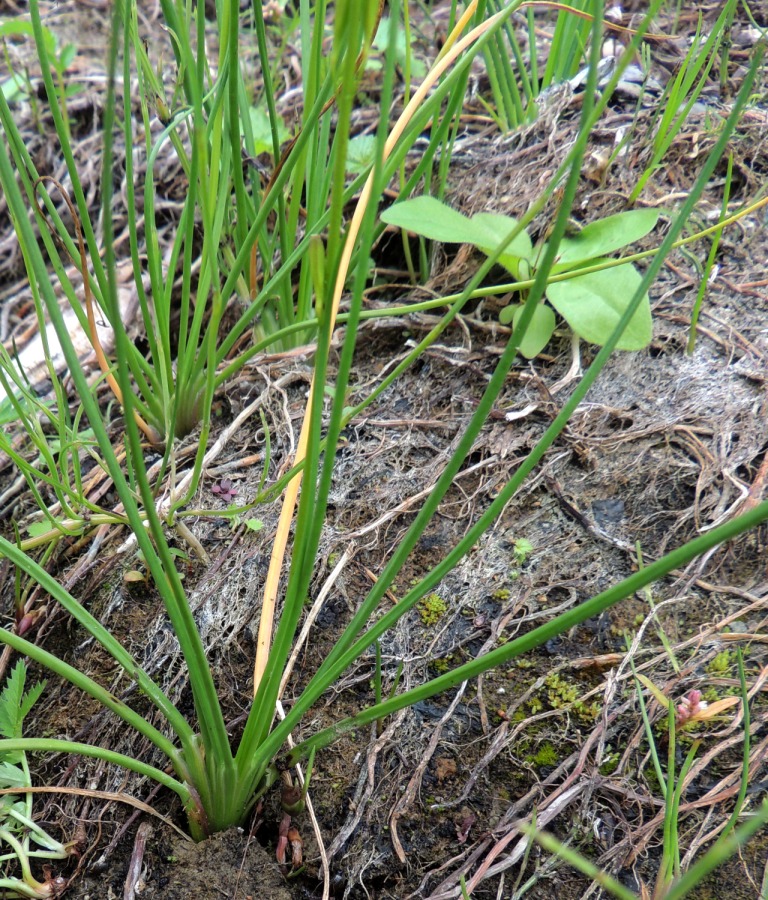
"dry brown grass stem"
0,785,189,838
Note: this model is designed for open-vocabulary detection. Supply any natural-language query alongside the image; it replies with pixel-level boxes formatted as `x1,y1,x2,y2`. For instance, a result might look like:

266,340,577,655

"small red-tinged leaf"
276,812,291,867
456,812,476,844
275,834,287,867
17,611,42,636
212,478,239,500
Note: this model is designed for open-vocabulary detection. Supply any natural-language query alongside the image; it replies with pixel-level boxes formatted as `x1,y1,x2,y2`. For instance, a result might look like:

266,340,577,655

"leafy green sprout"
0,661,76,898
417,593,448,627
381,199,659,357
124,547,191,584
512,538,533,567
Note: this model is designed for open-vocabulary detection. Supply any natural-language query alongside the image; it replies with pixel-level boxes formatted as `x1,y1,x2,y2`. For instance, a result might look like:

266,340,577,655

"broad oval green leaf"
553,209,659,270
499,302,556,359
546,262,652,351
381,196,478,244
471,212,534,279
382,201,535,280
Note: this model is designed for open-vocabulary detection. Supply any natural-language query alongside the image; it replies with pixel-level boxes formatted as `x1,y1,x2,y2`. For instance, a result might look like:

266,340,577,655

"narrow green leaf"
546,262,652,350
1,73,27,103
18,680,45,725
636,673,672,710
58,43,78,70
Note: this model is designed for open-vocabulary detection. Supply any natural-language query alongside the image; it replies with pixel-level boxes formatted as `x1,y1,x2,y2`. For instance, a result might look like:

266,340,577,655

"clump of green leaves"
418,593,448,627
544,672,599,723
507,537,534,581
0,661,75,898
0,19,79,115
528,740,559,768
706,649,734,677
512,538,533,566
381,198,659,356
430,655,453,674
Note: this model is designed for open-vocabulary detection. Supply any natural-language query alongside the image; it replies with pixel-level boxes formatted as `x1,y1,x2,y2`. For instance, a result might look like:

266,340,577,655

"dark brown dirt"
0,2,767,900
74,828,292,899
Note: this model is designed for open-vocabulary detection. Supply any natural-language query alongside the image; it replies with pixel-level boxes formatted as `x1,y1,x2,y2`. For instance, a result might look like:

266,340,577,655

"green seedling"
418,593,448,626
227,515,265,533
381,198,658,356
0,661,76,898
512,538,533,566
124,547,190,584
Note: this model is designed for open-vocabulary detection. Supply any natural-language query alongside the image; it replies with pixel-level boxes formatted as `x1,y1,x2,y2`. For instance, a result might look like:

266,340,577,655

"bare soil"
0,2,767,899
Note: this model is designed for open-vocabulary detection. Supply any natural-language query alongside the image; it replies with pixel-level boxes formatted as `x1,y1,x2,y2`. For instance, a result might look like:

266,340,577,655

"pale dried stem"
275,700,330,900
252,0,512,692
277,545,354,700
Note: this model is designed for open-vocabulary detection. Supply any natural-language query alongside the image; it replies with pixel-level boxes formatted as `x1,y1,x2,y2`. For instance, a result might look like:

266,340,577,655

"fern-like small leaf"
19,679,45,727
0,660,45,740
